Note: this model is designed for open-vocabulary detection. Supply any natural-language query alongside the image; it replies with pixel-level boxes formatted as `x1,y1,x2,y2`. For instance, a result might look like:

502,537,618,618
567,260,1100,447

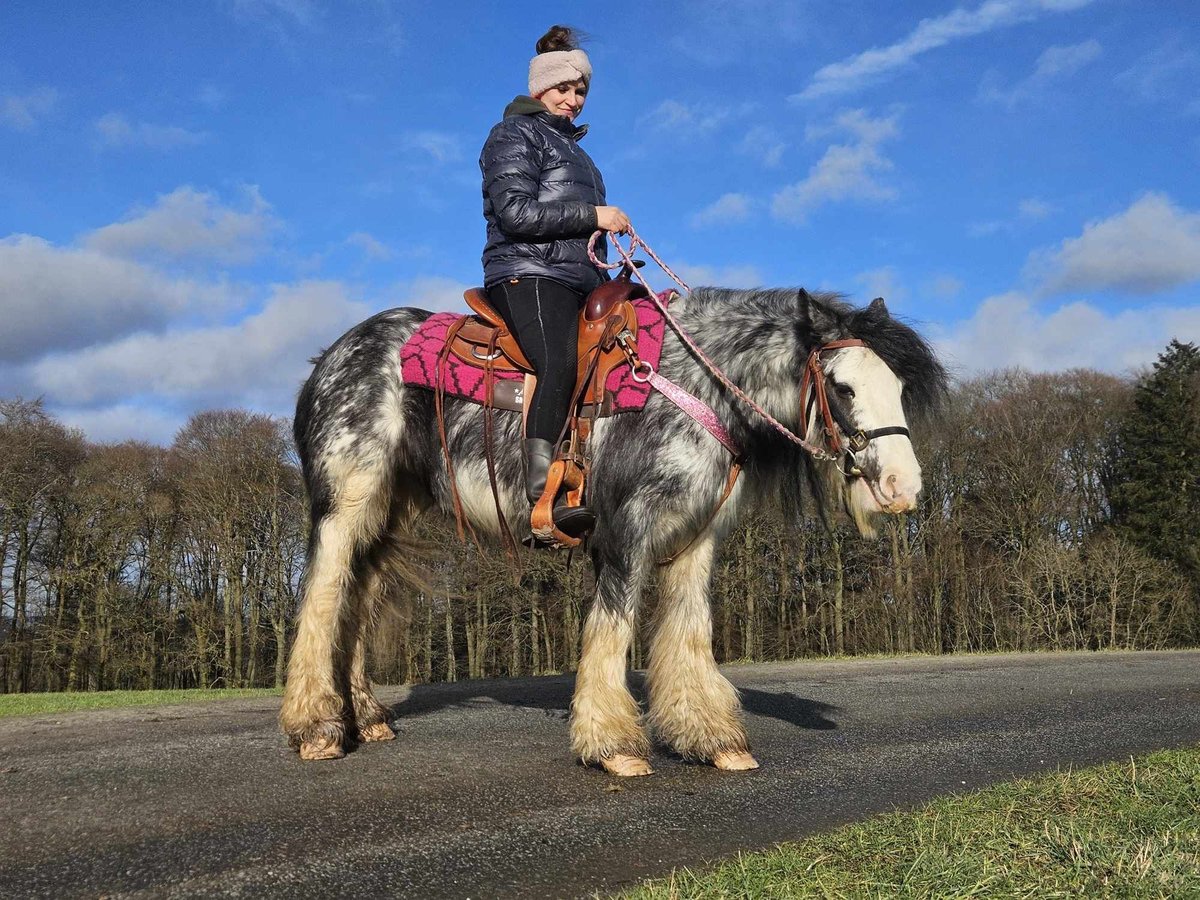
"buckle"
848,431,869,452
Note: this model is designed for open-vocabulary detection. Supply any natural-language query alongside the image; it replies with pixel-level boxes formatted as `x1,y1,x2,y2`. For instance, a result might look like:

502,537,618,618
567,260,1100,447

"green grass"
625,748,1200,899
0,687,281,718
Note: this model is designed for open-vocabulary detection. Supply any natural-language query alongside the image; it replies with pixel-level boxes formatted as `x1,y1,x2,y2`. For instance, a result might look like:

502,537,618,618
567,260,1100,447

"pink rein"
588,229,834,462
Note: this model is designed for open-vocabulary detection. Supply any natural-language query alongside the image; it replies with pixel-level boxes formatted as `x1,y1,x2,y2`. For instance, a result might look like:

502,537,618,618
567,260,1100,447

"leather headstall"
799,338,912,479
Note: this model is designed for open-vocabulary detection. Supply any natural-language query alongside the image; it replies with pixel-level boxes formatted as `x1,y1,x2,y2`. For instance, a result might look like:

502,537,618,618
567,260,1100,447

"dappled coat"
480,95,608,294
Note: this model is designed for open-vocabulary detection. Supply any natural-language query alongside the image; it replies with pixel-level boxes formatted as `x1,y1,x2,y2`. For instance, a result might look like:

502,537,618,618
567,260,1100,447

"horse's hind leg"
345,572,393,743
571,558,653,776
349,629,395,743
346,501,428,744
280,463,392,760
647,534,757,770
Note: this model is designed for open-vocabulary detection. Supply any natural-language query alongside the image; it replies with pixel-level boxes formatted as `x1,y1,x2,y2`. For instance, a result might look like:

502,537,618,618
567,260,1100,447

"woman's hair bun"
535,25,583,54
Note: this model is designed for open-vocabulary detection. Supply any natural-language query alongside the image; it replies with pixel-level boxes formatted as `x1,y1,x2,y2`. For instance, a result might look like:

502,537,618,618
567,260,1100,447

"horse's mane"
838,296,948,420
685,287,948,420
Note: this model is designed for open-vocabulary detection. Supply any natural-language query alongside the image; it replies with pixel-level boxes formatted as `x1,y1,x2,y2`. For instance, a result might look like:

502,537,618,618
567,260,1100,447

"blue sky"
2,0,1198,444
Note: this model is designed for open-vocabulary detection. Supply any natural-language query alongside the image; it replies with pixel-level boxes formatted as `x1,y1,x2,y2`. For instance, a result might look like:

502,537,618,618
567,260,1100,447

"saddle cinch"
436,264,650,549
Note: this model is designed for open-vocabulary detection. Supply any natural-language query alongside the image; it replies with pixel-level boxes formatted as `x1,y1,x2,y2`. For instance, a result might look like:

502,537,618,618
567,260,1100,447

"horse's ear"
869,296,888,315
798,288,841,340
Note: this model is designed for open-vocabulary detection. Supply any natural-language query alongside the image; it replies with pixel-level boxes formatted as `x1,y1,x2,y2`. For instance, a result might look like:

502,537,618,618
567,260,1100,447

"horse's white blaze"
815,347,921,531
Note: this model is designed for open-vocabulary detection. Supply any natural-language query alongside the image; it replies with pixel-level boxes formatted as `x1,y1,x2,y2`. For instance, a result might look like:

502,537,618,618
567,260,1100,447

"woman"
479,24,630,538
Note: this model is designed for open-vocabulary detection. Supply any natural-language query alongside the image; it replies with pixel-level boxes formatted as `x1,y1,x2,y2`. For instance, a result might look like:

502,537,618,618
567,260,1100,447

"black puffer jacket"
480,96,608,293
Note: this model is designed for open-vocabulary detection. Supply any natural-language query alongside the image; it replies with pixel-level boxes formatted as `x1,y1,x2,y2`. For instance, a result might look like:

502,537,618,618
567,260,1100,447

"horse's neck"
667,300,805,430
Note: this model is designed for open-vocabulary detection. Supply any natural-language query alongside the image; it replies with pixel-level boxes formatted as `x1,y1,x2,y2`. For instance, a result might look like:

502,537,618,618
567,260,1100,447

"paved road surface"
2,651,1198,898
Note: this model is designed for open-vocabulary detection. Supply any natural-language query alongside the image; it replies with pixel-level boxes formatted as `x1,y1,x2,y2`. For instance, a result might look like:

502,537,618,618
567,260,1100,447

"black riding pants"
486,277,581,443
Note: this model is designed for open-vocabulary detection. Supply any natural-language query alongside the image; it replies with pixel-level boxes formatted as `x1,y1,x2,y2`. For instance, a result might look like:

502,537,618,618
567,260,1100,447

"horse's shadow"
387,671,839,732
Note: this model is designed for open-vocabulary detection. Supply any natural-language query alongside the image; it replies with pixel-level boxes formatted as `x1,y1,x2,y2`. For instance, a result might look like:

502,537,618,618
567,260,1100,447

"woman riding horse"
480,24,631,538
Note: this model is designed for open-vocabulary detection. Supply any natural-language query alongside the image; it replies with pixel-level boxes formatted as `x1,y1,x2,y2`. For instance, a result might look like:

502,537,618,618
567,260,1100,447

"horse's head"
797,291,947,538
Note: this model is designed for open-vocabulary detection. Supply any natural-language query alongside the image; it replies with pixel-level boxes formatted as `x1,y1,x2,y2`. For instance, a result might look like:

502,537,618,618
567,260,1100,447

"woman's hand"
595,206,631,234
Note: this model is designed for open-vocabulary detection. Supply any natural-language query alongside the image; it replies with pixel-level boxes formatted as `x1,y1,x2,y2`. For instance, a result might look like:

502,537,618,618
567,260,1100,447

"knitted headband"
528,49,592,97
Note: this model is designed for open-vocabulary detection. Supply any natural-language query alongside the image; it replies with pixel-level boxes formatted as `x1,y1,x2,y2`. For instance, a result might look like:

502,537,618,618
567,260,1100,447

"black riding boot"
522,438,596,539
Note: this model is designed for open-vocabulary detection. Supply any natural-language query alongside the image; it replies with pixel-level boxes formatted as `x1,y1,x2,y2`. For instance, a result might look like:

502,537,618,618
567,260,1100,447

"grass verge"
0,687,281,719
624,747,1200,899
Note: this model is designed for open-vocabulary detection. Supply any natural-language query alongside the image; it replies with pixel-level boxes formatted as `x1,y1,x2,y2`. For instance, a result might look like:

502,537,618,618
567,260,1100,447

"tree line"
2,342,1197,693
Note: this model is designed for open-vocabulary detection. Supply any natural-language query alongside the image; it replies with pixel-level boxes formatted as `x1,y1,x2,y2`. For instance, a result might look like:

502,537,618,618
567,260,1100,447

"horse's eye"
833,382,855,400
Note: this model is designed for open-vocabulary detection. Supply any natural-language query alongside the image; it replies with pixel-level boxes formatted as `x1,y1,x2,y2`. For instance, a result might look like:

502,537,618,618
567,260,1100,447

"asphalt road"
2,650,1198,899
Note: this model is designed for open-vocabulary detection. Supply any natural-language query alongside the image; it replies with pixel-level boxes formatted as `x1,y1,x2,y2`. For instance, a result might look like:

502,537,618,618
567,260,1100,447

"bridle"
587,229,913,484
799,338,912,479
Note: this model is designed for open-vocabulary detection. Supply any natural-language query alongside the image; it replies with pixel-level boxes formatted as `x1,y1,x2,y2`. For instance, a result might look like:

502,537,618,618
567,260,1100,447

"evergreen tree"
1110,340,1200,586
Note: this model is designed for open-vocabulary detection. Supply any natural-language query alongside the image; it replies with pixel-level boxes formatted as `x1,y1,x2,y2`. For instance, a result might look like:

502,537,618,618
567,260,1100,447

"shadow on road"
389,672,839,731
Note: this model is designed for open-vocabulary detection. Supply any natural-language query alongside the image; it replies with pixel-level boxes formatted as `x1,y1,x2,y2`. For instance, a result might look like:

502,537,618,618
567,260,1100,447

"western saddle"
436,264,650,549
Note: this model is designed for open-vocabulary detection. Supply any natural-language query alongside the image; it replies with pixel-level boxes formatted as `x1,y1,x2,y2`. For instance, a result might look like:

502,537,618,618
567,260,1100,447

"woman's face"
537,80,587,120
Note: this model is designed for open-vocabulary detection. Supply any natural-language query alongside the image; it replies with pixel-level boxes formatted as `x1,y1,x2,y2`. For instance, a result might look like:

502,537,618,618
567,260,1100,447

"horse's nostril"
886,473,898,498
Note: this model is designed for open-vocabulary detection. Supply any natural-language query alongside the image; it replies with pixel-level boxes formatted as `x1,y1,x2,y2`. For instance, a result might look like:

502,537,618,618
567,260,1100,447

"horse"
279,285,947,775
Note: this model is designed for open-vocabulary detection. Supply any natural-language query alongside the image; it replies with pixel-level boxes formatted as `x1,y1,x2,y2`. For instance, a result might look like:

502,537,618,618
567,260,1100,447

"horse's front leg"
647,533,757,770
571,555,652,776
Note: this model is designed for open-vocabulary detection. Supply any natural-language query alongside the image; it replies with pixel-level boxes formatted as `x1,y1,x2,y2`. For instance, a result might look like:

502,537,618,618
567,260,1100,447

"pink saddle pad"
399,294,670,413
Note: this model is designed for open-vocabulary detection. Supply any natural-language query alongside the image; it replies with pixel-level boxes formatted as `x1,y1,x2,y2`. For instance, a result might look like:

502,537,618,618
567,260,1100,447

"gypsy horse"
280,286,946,775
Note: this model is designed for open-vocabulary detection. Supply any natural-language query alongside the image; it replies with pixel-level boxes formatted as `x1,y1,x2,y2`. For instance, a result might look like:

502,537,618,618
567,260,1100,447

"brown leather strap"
800,347,842,454
658,460,742,566
557,340,604,448
482,331,518,558
799,338,870,457
435,316,479,548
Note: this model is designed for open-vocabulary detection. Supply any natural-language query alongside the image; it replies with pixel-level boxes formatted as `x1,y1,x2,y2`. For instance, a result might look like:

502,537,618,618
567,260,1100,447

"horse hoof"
713,750,759,771
358,722,396,743
299,736,345,761
601,754,654,777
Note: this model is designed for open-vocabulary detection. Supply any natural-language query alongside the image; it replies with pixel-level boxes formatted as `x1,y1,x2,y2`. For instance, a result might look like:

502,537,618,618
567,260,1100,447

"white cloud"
667,0,808,65
674,262,763,289
1034,39,1103,78
198,84,226,109
1116,41,1199,102
223,0,320,29
969,197,1056,236
854,266,908,304
28,281,371,409
1,87,58,132
223,0,402,53
3,180,475,445
390,276,474,314
55,404,187,446
0,234,239,364
968,219,1007,237
639,99,754,133
927,274,965,299
980,39,1102,106
1018,197,1056,220
739,126,785,167
795,0,1095,101
805,108,900,145
772,109,900,224
404,131,463,164
27,276,472,423
95,113,206,150
346,231,392,261
936,292,1200,375
85,186,278,265
1029,193,1200,295
691,193,753,228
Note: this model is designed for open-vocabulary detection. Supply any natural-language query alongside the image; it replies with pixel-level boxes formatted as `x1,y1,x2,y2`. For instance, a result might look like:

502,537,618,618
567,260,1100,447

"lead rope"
588,229,836,464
